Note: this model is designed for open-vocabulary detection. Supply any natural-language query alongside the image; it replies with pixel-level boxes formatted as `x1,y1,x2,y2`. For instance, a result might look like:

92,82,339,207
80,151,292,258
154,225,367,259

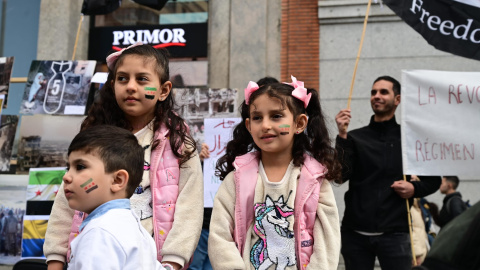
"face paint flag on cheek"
279,124,290,135
80,178,98,193
145,87,157,100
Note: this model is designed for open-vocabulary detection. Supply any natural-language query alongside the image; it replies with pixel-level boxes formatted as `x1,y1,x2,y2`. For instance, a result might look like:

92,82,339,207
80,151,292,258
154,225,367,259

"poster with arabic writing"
203,118,241,207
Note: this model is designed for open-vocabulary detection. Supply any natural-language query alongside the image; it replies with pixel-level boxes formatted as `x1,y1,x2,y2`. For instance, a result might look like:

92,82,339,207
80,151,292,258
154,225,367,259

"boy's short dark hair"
68,125,144,197
444,176,460,190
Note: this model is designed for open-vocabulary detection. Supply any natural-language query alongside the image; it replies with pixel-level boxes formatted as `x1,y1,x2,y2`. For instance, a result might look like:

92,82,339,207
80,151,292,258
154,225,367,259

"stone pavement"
0,253,21,270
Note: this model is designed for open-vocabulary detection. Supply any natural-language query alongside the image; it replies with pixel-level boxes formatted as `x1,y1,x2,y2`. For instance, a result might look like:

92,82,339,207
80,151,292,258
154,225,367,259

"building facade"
1,1,479,268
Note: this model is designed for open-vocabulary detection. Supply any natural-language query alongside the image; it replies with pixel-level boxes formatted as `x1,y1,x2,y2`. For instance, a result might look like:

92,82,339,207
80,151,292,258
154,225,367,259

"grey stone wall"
209,0,281,90
37,0,89,60
318,0,480,218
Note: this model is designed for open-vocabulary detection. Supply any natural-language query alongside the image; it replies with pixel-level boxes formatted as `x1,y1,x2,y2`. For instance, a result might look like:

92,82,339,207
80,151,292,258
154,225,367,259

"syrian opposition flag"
382,0,480,60
27,167,65,201
21,168,64,258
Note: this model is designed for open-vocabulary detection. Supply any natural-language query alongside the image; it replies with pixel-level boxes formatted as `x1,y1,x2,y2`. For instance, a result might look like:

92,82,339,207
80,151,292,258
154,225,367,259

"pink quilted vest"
233,152,326,270
67,124,180,263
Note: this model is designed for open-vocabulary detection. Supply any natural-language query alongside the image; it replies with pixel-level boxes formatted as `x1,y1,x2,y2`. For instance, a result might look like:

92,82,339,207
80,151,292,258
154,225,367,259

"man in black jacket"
335,75,441,270
437,176,467,228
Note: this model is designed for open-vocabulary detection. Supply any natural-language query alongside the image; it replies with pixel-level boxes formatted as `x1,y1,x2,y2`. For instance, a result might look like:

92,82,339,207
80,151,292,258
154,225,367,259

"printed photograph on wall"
19,60,96,115
0,182,26,264
16,115,84,174
0,95,4,114
173,87,238,147
0,56,14,109
0,115,19,173
174,88,238,119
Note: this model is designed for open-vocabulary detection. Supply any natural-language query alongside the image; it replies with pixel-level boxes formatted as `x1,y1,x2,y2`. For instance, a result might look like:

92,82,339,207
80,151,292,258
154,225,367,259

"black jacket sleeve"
411,176,441,198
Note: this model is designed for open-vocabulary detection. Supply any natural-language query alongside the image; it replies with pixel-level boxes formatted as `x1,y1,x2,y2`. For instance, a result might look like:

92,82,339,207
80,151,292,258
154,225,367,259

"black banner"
88,23,207,61
383,0,480,61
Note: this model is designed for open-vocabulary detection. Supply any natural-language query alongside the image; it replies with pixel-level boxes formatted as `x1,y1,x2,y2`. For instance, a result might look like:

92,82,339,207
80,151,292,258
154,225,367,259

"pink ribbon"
244,81,259,105
284,75,311,108
106,42,143,70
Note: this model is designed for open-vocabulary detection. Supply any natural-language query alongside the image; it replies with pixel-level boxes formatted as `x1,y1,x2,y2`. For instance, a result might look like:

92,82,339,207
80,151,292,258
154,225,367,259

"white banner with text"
203,117,241,207
401,70,479,177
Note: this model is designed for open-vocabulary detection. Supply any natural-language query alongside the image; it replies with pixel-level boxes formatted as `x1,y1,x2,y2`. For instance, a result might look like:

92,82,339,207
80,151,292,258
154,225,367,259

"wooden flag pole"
404,174,417,266
10,77,27,83
347,0,373,109
72,15,84,61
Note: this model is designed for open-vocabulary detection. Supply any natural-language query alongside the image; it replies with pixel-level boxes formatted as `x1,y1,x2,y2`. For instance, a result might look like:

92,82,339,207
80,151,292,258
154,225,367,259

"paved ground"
0,255,383,270
0,253,22,269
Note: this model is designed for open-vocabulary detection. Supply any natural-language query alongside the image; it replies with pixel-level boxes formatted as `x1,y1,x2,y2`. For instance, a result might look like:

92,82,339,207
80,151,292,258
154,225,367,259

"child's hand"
47,261,64,270
162,261,181,270
199,143,210,162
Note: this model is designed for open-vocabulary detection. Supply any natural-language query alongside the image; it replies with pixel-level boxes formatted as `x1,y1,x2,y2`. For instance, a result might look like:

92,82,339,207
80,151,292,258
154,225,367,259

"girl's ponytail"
303,88,342,182
216,102,255,180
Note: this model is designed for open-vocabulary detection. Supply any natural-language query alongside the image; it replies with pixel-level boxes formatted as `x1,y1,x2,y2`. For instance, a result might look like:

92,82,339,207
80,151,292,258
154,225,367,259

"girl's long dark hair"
215,82,341,182
81,45,196,165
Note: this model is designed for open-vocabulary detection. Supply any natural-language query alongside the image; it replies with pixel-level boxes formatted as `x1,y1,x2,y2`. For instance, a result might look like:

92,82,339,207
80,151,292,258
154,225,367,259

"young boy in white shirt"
63,125,165,270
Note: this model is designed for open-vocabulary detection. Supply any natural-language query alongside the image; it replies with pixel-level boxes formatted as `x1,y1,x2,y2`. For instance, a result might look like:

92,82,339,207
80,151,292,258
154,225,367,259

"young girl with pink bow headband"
244,75,312,108
209,75,342,270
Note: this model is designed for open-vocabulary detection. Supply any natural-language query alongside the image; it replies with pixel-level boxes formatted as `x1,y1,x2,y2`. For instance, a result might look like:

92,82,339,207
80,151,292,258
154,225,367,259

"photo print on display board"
173,87,238,147
19,60,96,115
172,87,240,208
16,114,84,174
0,56,14,109
0,94,4,114
0,180,27,264
0,115,19,173
173,88,238,119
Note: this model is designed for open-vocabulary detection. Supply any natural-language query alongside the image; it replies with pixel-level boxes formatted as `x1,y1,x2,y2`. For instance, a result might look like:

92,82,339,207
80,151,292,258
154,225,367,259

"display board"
19,60,96,115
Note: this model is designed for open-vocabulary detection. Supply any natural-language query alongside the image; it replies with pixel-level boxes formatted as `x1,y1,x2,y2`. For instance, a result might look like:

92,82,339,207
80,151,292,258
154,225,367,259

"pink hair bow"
244,81,259,105
284,75,311,108
106,41,143,70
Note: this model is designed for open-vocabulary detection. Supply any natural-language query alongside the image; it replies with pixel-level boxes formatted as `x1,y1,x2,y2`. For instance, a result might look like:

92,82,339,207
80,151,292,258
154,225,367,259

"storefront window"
94,0,208,27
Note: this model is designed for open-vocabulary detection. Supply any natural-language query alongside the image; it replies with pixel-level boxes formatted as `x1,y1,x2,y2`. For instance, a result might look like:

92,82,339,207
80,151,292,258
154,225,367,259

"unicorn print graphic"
250,194,296,270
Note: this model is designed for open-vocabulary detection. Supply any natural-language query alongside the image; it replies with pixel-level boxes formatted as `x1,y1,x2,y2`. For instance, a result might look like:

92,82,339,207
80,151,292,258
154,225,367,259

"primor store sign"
89,23,207,61
112,28,186,49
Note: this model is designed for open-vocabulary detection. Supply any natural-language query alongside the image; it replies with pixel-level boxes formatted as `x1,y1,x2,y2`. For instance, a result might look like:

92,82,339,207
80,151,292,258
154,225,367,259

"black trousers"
341,230,412,270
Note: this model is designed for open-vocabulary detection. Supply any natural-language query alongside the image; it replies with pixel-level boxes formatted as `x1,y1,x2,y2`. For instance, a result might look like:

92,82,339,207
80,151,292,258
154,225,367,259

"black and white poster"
173,88,238,146
383,0,480,60
0,57,14,109
0,115,19,172
19,60,96,115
